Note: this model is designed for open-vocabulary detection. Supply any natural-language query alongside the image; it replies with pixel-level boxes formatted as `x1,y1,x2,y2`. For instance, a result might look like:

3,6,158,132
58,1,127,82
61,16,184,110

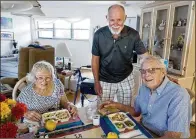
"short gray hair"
141,55,167,73
26,61,55,83
108,4,125,13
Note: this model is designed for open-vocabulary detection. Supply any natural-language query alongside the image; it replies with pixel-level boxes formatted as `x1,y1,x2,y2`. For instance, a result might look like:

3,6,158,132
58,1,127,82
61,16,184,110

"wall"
35,5,141,67
1,12,32,56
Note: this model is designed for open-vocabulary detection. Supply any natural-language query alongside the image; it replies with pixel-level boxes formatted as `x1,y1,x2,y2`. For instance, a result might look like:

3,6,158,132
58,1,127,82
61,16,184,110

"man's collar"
120,25,129,37
155,76,169,95
145,76,169,95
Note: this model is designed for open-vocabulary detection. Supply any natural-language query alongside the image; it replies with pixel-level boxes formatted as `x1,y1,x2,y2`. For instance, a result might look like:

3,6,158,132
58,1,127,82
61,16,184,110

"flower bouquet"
0,94,27,138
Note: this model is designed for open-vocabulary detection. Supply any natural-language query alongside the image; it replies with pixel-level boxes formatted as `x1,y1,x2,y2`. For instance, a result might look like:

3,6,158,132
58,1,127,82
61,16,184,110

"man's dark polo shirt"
92,25,146,83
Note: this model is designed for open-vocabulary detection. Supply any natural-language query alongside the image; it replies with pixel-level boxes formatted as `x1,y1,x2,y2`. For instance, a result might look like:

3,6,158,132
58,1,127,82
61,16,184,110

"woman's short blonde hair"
26,60,55,83
141,55,167,74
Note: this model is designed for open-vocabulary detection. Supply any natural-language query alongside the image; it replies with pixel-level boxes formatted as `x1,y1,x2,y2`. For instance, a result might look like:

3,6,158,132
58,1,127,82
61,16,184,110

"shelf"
143,27,150,29
173,26,186,28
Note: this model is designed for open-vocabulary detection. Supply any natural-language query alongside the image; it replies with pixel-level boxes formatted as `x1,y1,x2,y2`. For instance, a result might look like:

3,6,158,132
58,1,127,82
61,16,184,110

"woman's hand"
67,103,78,118
24,111,41,122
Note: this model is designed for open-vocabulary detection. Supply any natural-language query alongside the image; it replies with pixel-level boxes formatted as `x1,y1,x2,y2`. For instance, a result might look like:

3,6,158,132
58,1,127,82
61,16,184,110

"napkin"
134,134,148,138
119,130,143,138
23,118,40,127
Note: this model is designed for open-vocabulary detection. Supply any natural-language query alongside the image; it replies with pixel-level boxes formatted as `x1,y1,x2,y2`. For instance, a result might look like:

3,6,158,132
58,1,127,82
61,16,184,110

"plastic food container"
107,112,136,132
42,109,71,123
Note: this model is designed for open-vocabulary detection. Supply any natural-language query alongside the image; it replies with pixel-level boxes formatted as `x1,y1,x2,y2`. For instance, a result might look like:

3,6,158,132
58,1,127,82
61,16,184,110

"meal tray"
107,112,136,132
42,109,71,123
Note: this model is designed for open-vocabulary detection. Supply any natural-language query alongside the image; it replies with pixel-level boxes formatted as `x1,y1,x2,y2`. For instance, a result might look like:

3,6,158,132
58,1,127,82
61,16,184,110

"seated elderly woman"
17,61,77,122
99,56,191,138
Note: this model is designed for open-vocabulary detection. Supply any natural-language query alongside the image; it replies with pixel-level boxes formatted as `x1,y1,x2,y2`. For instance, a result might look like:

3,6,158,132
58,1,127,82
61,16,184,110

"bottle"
68,58,71,70
86,101,98,120
68,62,71,70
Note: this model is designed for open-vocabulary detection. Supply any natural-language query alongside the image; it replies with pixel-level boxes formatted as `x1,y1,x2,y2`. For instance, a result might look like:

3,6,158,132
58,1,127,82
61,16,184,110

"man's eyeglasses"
36,76,51,82
139,68,162,75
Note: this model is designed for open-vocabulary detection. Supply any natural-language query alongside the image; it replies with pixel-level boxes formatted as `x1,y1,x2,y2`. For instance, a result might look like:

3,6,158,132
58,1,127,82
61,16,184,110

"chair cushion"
80,79,96,95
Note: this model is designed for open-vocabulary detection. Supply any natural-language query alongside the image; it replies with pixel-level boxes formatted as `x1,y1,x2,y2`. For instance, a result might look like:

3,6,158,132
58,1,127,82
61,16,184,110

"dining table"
18,107,155,138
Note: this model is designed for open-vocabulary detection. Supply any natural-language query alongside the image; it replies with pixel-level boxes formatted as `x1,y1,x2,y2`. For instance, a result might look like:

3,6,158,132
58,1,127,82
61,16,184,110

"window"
36,18,90,40
54,20,71,39
72,19,90,40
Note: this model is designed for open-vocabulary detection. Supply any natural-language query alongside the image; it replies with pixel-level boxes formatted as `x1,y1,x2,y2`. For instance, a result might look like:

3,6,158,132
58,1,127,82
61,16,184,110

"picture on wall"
1,17,13,29
1,31,14,40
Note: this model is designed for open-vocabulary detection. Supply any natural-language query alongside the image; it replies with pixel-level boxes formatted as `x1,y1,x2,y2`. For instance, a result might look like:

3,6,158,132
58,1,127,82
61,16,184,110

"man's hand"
161,131,181,138
138,52,149,64
24,111,41,122
94,82,102,96
98,100,120,110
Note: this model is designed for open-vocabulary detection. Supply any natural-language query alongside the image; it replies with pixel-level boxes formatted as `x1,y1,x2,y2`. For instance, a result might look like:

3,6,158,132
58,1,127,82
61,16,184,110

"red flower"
11,103,27,120
16,102,27,113
0,94,7,102
0,122,18,138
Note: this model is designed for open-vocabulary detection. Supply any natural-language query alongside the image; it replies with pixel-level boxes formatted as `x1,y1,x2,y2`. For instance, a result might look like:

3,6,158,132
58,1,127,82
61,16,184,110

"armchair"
0,45,55,96
18,45,55,79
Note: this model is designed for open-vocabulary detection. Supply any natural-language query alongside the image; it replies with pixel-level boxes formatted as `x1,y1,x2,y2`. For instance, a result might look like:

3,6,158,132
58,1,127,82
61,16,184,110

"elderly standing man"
91,4,148,106
99,56,191,138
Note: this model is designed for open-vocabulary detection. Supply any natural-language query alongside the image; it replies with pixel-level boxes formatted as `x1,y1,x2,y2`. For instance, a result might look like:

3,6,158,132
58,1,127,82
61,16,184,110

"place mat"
16,132,35,139
100,113,153,138
48,124,105,138
126,114,153,138
38,115,84,133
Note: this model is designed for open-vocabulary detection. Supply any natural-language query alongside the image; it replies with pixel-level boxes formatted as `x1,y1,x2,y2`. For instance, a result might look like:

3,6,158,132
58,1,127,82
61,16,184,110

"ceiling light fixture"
1,1,33,12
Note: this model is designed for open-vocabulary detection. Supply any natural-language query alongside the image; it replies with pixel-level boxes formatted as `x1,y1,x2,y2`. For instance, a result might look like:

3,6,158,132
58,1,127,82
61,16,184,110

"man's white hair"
26,60,55,83
141,55,167,73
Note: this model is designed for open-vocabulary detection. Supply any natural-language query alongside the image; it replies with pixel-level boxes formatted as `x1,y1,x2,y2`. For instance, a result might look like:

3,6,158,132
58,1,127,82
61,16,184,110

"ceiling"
38,1,154,8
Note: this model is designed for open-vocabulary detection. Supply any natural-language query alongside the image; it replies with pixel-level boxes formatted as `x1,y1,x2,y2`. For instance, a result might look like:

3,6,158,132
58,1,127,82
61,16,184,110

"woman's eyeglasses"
36,76,51,82
139,68,162,75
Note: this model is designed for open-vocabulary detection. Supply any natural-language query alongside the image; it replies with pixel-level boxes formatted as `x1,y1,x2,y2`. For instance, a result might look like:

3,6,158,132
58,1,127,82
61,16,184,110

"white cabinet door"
140,9,154,54
151,5,171,59
167,1,194,75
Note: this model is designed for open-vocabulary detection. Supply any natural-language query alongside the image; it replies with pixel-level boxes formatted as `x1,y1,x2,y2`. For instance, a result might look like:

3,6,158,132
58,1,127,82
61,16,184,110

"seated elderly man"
99,56,191,138
17,61,78,122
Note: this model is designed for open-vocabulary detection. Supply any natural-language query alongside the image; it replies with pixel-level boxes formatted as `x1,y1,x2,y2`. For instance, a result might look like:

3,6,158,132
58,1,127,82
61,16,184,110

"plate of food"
124,119,135,129
55,109,71,122
42,109,71,123
107,112,136,132
108,112,127,122
42,111,56,119
113,122,126,132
